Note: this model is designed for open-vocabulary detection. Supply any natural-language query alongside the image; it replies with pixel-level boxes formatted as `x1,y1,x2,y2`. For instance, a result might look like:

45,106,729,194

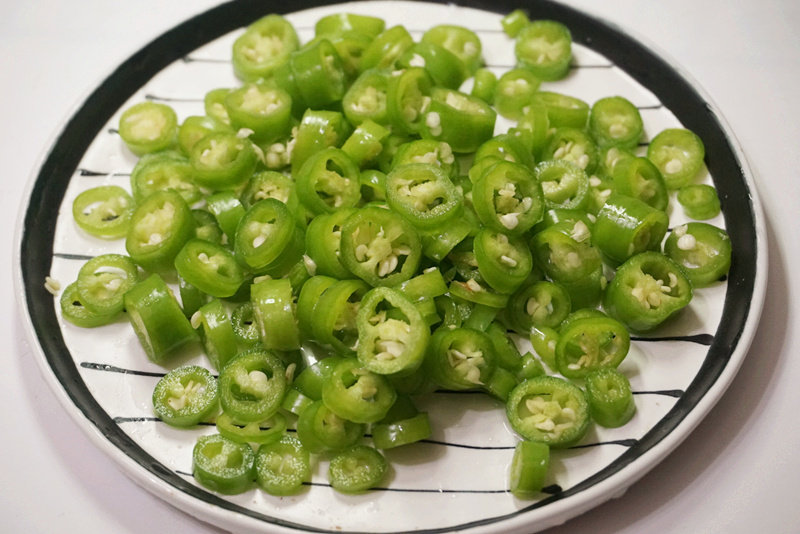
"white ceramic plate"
16,1,766,533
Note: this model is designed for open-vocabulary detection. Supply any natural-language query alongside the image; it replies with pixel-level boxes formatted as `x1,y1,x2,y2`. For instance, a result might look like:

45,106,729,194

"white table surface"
3,1,798,532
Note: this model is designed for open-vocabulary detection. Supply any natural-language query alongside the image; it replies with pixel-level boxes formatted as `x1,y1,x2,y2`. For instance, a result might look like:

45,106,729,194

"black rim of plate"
20,0,758,532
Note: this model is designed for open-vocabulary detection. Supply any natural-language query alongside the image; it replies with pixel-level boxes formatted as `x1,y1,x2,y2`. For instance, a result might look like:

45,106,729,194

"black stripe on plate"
19,0,759,533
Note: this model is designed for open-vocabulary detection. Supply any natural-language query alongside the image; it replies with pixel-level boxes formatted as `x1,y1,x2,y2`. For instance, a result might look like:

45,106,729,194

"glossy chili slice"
254,434,311,496
152,365,218,427
592,193,669,265
493,68,541,120
585,367,636,428
385,162,462,230
72,185,134,239
60,282,120,328
612,156,669,212
603,251,693,332
355,287,429,375
533,159,591,212
192,433,255,495
191,299,238,371
328,445,388,494
514,20,572,81
420,87,496,153
178,114,233,156
471,160,544,235
290,109,351,175
421,24,483,75
189,131,258,191
664,222,731,287
473,228,532,295
124,274,199,364
118,101,177,156
555,311,630,379
234,198,302,273
175,239,245,298
371,412,432,450
125,189,194,273
76,253,139,316
386,67,435,136
506,280,571,333
339,206,422,287
295,147,361,216
397,41,467,90
250,278,300,351
232,14,299,82
676,184,721,220
130,151,201,205
360,25,414,71
322,357,397,424
218,349,287,423
224,83,293,144
425,327,496,390
509,440,550,498
506,375,590,448
589,96,644,149
311,279,369,353
342,68,391,126
216,411,286,445
531,91,589,129
296,399,364,453
304,208,356,279
647,127,705,190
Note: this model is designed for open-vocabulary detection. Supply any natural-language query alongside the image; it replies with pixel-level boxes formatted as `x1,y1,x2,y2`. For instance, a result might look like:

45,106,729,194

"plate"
15,1,766,533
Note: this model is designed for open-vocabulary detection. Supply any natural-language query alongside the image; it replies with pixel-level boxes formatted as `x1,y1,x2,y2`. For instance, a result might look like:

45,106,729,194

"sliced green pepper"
152,365,218,427
322,357,397,423
385,163,462,230
471,160,544,235
189,131,258,191
612,156,669,212
125,190,194,273
647,127,705,190
664,222,731,287
677,184,721,220
296,147,361,216
592,193,669,265
509,440,549,498
118,101,177,156
232,14,299,82
234,198,302,273
76,253,139,316
420,87,496,153
224,83,293,144
555,310,630,379
192,433,255,494
72,185,134,239
355,287,429,375
219,349,287,422
254,434,310,496
191,299,238,371
174,239,245,298
506,375,590,448
515,20,572,81
585,367,636,428
339,206,422,287
328,445,388,493
589,96,644,149
603,251,693,331
425,327,496,390
130,151,201,205
296,399,364,453
124,274,199,364
250,278,300,351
